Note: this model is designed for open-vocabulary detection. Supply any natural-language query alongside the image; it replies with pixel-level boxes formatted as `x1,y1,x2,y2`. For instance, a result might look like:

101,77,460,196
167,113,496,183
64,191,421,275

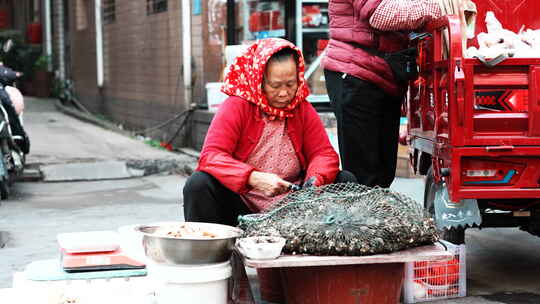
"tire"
424,167,465,244
0,178,9,200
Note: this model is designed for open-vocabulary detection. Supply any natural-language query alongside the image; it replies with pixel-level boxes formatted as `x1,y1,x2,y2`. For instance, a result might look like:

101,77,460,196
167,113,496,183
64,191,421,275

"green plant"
52,77,76,103
34,55,51,71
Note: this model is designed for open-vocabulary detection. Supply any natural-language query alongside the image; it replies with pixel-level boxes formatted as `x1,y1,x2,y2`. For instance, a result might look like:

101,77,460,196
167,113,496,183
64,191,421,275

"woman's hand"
248,171,291,197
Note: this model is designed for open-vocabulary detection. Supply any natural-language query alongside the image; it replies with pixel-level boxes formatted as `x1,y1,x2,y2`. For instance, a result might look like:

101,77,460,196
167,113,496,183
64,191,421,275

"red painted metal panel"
409,2,540,203
528,67,540,136
473,113,528,133
449,147,540,201
459,60,540,146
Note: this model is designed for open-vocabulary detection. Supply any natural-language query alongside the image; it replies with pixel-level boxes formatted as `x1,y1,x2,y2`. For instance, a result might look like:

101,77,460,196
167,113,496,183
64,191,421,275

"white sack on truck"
467,11,540,59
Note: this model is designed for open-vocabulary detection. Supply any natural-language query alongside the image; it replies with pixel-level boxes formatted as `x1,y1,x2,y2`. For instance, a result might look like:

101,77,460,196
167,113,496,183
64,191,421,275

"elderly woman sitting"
183,38,356,227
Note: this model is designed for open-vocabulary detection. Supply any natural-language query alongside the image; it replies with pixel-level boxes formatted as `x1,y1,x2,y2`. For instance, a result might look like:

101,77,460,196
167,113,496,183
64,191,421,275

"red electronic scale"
61,248,146,273
57,231,146,273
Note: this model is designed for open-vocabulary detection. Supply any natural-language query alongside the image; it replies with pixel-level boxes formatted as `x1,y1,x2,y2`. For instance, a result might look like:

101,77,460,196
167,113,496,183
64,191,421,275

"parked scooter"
0,39,30,199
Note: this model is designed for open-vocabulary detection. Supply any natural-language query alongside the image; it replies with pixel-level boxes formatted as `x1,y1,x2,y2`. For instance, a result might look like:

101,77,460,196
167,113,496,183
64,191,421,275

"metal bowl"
136,222,243,265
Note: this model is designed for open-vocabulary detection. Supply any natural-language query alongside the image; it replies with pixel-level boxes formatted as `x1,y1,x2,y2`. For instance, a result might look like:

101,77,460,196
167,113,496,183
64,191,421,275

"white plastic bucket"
148,261,232,304
225,45,249,66
205,82,229,113
117,224,146,262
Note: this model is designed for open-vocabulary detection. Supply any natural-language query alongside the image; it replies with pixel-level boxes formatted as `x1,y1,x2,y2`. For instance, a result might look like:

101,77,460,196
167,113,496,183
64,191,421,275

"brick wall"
69,0,99,111
66,0,227,147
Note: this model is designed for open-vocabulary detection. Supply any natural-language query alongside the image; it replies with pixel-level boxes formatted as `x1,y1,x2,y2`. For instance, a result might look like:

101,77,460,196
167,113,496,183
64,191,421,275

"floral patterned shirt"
242,116,302,212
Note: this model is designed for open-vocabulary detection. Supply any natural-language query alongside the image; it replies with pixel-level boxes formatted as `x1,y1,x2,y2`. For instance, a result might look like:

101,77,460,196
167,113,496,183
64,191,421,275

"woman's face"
263,57,299,108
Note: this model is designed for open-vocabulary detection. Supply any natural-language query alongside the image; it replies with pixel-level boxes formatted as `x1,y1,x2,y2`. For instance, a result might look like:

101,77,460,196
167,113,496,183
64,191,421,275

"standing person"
323,0,441,187
183,38,354,227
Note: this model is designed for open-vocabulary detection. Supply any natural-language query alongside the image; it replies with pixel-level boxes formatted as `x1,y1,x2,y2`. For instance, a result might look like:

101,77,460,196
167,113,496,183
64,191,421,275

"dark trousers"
182,170,357,226
324,69,403,188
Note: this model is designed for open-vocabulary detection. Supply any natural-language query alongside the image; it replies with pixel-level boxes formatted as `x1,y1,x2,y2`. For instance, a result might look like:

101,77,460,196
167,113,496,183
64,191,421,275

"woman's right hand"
248,171,291,197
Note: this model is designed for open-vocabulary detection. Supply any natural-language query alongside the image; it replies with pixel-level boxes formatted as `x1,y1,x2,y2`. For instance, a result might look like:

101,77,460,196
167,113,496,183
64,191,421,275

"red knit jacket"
197,97,340,194
322,0,409,96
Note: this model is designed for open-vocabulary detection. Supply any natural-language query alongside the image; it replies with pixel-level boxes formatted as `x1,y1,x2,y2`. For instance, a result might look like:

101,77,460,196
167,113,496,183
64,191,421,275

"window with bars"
147,0,168,15
103,0,116,24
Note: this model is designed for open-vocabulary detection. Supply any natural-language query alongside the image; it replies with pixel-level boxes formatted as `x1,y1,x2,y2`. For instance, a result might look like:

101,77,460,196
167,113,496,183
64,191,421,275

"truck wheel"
424,167,465,244
0,178,8,200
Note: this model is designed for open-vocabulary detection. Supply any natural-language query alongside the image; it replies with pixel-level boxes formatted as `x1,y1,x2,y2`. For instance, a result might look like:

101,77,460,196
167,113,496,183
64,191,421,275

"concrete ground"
0,97,195,290
1,97,539,303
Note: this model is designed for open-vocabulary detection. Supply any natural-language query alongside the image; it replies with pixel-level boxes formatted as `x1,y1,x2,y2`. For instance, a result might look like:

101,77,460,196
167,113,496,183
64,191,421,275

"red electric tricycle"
407,0,540,244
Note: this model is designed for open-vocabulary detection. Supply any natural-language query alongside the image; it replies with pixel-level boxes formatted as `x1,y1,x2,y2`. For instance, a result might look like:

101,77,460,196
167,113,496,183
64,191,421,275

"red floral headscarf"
222,38,310,120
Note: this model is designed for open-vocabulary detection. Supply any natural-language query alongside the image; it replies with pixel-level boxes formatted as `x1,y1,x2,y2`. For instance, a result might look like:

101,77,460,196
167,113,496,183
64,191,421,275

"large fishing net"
238,183,439,256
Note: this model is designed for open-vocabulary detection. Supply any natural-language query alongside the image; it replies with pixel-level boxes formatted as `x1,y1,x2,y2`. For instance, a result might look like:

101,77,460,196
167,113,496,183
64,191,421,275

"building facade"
45,0,332,150
60,0,226,148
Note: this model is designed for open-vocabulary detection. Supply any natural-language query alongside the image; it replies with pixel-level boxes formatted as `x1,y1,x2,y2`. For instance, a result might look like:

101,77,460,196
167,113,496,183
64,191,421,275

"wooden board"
23,259,147,281
243,244,453,268
0,286,152,304
0,289,15,301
